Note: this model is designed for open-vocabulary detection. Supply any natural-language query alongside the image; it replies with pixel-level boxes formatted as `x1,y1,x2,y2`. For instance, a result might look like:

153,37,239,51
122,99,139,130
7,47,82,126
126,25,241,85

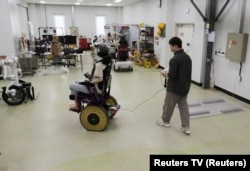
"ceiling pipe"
215,0,230,22
190,0,207,22
190,0,230,25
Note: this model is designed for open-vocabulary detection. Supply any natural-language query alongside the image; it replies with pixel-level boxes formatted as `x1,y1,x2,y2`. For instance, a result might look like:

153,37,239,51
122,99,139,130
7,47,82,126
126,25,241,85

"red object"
0,56,6,60
231,40,237,45
79,38,90,49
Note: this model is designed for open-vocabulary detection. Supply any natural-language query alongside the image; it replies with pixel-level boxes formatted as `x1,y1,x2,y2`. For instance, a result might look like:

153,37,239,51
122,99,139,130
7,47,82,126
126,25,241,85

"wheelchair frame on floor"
1,56,35,105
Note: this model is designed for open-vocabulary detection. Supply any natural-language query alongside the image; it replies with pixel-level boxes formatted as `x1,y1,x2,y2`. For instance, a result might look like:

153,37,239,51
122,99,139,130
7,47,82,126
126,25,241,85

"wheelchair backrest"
78,60,113,105
98,60,113,97
117,48,130,61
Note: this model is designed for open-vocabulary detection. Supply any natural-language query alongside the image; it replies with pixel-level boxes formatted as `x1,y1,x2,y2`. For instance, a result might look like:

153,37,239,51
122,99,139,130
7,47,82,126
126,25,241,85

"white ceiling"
24,0,144,7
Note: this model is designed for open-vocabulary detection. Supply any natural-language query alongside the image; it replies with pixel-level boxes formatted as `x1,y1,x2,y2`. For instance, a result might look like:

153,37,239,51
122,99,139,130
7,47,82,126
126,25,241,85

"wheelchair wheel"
2,85,26,105
105,95,118,118
79,105,109,131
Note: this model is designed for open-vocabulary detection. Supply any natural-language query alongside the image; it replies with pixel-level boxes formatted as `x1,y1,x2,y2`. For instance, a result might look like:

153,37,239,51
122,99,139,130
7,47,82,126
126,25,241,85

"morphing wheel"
79,105,109,131
105,95,118,118
2,85,26,105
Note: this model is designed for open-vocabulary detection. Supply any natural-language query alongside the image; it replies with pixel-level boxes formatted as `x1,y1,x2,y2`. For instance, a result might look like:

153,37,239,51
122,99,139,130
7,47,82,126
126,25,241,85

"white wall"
27,3,39,39
28,4,120,39
213,0,250,100
74,6,120,37
0,0,20,56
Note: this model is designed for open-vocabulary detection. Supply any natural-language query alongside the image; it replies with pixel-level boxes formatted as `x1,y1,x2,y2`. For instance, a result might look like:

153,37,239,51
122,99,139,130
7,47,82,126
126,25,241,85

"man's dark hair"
169,37,182,48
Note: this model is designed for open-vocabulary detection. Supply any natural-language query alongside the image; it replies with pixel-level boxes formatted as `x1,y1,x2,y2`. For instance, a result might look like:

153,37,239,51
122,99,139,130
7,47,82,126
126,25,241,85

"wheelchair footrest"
69,94,75,100
69,108,81,113
108,104,121,111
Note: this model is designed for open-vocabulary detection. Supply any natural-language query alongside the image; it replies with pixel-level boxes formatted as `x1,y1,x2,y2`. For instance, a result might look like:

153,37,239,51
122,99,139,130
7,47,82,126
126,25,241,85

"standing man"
156,37,192,135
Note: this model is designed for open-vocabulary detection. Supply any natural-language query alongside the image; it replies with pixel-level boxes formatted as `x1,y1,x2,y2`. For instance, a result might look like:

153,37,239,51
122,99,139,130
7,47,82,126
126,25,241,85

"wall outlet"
216,51,225,56
221,51,226,57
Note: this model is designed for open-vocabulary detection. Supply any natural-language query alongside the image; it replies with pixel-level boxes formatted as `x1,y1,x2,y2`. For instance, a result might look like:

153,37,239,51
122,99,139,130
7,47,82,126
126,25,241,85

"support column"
191,0,230,89
202,0,217,89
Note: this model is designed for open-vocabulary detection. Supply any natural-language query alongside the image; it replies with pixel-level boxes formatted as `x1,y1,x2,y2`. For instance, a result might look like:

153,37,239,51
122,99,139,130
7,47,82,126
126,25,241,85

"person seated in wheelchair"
69,44,112,112
116,36,130,61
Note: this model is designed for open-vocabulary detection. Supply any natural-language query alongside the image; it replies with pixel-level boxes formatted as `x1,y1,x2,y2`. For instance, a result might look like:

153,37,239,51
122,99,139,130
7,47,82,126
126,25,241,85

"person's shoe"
69,104,81,113
69,108,81,113
181,127,191,135
156,119,171,128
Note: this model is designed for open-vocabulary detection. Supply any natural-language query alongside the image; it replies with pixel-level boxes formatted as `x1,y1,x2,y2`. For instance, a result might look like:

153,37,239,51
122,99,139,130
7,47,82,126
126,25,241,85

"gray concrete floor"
1,52,250,171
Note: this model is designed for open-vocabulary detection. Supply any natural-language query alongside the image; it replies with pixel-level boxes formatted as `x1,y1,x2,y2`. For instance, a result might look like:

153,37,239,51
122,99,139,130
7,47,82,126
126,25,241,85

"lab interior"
0,0,250,171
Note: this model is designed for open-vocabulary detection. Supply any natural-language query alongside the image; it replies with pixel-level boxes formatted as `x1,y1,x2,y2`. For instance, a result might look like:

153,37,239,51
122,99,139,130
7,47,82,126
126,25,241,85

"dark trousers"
162,91,190,129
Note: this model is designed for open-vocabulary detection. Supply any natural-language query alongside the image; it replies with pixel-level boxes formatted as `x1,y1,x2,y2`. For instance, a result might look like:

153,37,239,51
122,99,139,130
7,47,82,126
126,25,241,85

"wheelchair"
1,56,35,105
113,36,133,72
2,79,35,105
69,60,120,132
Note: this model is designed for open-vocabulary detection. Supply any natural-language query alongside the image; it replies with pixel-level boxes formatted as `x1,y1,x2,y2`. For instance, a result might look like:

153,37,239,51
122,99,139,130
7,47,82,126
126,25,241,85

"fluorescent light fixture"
106,3,113,6
40,1,46,4
114,0,122,3
75,2,80,5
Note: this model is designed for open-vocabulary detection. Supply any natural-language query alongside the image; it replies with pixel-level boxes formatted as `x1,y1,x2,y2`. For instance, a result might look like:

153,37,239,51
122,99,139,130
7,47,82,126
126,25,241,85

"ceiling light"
75,2,80,5
114,0,122,3
106,3,113,6
40,1,46,4
77,0,83,1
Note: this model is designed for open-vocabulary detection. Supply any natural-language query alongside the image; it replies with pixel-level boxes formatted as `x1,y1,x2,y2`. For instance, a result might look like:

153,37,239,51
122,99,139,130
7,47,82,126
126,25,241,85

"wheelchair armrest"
77,82,101,102
78,81,94,86
84,72,91,80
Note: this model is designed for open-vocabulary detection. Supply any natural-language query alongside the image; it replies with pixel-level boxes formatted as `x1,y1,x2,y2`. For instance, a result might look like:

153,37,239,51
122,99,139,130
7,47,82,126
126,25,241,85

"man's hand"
161,68,168,78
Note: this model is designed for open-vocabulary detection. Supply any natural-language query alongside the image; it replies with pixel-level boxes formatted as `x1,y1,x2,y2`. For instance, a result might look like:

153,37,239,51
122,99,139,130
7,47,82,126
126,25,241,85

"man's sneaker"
156,119,171,128
181,127,191,135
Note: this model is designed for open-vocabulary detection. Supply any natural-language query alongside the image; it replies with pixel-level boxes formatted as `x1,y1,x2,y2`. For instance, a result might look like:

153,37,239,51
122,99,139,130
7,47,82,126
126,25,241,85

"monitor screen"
42,34,53,42
58,36,66,44
64,35,77,44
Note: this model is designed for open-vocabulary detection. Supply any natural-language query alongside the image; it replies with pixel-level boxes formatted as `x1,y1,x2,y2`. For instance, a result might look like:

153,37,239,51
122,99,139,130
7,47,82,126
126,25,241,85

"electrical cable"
120,88,164,112
160,72,167,87
35,92,40,100
121,71,165,112
233,62,243,96
239,61,242,82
